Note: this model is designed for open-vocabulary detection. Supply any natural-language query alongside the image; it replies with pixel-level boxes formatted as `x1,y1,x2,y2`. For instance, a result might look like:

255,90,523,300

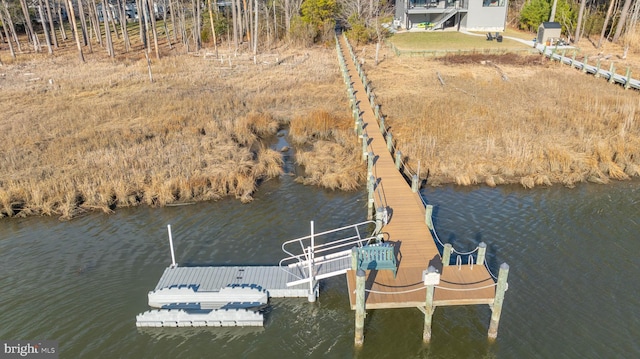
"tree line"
514,0,639,57
0,0,394,62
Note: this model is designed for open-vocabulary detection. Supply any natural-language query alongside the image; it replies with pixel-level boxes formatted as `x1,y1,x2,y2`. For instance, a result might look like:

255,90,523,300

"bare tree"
598,0,616,48
574,0,587,43
19,0,40,51
621,0,639,58
37,0,53,54
613,0,633,42
147,0,160,57
1,0,20,54
78,0,92,52
101,0,115,57
66,0,85,62
57,0,68,41
87,0,102,45
116,0,131,51
208,0,218,56
0,1,16,58
231,0,239,50
44,0,58,47
253,0,258,54
549,0,558,22
168,0,178,42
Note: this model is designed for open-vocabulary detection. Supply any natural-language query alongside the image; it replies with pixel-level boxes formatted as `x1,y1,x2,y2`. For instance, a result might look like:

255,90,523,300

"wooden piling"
411,174,419,192
477,242,487,265
609,63,616,83
488,263,509,340
425,204,434,230
386,132,393,152
355,269,366,346
375,207,385,233
361,134,369,161
379,115,385,132
595,59,601,78
442,243,452,267
582,55,588,73
423,265,438,342
351,247,358,270
625,67,632,90
367,151,374,177
395,150,402,170
367,175,375,220
423,286,435,342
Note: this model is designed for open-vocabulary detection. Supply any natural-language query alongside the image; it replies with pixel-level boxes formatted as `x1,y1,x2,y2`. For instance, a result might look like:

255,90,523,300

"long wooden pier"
335,34,509,343
139,35,509,340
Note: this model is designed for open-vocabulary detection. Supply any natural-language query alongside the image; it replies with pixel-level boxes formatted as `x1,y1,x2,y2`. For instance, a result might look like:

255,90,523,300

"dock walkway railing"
539,45,640,90
337,34,501,280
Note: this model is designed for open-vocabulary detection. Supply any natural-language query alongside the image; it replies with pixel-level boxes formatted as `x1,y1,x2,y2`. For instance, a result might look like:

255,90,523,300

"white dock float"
136,308,263,327
152,266,310,300
148,285,268,309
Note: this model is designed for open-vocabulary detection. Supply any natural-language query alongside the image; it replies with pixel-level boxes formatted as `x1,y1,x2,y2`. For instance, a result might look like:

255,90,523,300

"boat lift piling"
308,221,317,303
167,224,177,268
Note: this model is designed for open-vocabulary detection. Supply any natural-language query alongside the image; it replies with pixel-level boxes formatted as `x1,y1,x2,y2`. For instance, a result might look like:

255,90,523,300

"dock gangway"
279,220,380,288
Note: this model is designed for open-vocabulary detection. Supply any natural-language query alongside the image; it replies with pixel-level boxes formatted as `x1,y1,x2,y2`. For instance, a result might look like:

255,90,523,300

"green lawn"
388,31,533,52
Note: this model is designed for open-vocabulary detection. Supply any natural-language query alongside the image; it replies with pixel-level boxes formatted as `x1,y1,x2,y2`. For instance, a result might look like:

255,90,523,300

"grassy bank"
359,37,640,188
0,43,359,219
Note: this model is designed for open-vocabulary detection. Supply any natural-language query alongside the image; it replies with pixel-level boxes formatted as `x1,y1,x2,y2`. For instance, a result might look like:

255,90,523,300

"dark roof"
540,22,562,29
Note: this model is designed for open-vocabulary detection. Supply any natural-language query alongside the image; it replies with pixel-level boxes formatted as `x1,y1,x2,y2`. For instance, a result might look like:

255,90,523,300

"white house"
394,0,508,32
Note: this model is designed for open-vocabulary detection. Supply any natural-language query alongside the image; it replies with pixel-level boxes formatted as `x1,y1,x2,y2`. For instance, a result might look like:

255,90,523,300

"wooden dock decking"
337,36,496,310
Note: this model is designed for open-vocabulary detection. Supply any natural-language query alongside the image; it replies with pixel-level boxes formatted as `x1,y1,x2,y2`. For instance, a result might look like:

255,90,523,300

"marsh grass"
0,40,351,218
363,45,640,188
290,111,365,190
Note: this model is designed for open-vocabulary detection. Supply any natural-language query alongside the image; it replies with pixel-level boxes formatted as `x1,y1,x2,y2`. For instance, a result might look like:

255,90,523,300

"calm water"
1,172,639,358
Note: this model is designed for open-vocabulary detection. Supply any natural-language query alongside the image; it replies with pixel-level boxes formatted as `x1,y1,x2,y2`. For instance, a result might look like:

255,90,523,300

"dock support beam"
488,263,509,340
355,269,366,346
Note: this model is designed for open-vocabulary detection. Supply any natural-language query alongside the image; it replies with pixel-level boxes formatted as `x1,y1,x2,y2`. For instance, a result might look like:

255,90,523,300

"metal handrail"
279,220,376,267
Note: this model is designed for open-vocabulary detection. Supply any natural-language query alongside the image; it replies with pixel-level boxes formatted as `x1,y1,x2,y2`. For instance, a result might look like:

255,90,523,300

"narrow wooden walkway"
338,36,496,309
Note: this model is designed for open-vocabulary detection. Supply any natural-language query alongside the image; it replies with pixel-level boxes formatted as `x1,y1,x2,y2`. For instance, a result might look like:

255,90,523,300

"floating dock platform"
152,265,310,300
137,265,312,327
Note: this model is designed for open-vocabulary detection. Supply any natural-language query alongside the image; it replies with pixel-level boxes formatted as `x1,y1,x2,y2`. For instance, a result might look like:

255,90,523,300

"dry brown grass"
290,111,365,190
360,44,640,188
0,40,351,219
